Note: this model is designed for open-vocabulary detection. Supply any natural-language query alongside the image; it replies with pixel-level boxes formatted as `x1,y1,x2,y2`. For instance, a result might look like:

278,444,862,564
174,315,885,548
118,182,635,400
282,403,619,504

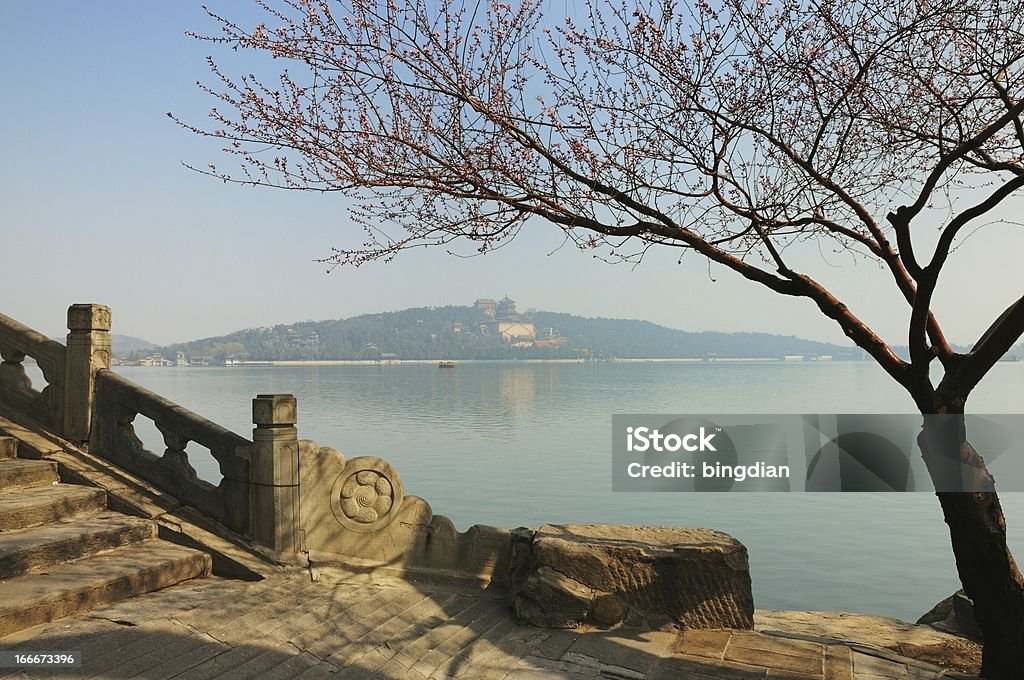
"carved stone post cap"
67,304,112,332
253,394,297,426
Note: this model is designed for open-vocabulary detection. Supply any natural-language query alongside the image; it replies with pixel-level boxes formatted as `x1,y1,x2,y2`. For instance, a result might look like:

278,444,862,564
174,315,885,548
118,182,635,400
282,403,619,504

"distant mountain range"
142,305,869,363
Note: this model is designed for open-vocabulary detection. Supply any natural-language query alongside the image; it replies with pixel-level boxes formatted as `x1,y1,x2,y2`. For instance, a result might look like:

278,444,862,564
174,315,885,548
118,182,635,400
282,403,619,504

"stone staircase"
0,435,212,638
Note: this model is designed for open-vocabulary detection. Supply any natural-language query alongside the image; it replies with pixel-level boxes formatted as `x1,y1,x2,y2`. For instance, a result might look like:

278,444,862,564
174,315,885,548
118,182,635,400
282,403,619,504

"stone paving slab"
0,571,975,679
755,611,980,677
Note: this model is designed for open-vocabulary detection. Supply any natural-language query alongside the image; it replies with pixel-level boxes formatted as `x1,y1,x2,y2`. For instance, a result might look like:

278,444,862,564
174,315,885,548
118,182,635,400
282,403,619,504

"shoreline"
115,356,863,367
267,357,826,366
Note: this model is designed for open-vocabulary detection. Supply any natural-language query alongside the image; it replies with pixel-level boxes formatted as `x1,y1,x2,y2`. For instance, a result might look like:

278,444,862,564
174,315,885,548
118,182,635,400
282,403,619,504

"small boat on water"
438,360,456,368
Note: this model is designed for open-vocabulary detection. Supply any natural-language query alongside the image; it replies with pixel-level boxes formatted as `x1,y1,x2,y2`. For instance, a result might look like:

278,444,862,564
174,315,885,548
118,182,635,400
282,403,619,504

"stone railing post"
251,394,300,557
64,304,111,443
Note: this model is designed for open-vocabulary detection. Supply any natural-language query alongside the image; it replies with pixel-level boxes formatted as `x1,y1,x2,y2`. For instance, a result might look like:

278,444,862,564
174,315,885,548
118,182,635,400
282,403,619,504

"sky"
2,1,1023,349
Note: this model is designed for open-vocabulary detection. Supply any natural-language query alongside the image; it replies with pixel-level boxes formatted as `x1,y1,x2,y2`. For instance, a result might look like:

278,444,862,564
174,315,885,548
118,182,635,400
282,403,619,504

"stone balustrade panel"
92,370,252,535
298,440,513,583
0,312,66,431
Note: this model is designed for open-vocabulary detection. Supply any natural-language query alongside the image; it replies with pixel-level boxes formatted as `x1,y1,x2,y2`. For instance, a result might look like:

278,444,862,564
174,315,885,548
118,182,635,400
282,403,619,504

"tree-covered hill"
531,312,857,360
147,305,862,362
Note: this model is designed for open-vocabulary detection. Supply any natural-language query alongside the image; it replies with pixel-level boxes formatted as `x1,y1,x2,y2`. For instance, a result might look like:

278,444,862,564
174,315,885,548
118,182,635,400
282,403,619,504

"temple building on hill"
473,298,497,319
477,296,536,343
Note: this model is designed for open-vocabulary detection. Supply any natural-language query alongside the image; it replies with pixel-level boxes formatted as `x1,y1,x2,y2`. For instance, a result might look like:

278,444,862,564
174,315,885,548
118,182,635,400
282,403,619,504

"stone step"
0,538,212,638
0,511,155,579
0,437,17,460
0,460,58,493
0,484,107,532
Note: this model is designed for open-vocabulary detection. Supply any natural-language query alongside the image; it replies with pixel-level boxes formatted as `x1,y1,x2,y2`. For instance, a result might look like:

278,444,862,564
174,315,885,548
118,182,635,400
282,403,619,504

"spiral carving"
340,470,394,523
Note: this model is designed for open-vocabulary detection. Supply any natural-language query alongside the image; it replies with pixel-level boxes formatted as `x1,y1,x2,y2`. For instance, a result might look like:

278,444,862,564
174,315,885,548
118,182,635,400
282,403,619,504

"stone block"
918,589,982,642
824,646,853,680
252,394,297,426
511,524,754,631
724,632,823,676
67,304,112,332
951,591,982,641
513,566,593,628
673,629,732,659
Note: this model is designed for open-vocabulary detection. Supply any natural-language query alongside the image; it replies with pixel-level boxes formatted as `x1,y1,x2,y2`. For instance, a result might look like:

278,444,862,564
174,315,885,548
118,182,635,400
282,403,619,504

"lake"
115,360,1024,622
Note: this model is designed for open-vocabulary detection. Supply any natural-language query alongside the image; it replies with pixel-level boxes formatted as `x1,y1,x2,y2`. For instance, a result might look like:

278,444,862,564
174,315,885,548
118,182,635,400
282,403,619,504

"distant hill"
149,305,863,363
530,311,855,360
52,334,158,358
889,342,1023,361
112,334,158,357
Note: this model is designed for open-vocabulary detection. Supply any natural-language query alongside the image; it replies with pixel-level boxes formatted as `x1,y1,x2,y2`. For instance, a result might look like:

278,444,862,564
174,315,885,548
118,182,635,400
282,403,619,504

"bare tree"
177,0,1024,674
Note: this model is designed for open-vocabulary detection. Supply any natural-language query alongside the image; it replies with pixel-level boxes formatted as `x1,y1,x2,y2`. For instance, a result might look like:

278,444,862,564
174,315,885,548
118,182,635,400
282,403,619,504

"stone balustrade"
0,305,113,443
91,370,252,536
0,304,514,584
0,312,69,435
0,305,252,538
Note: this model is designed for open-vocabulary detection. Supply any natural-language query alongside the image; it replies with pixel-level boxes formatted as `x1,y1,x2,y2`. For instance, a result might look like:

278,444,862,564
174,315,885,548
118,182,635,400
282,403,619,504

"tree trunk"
918,413,1024,678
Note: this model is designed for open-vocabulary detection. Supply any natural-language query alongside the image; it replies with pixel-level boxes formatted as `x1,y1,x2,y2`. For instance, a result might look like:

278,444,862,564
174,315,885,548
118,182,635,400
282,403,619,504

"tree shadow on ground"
0,570,794,680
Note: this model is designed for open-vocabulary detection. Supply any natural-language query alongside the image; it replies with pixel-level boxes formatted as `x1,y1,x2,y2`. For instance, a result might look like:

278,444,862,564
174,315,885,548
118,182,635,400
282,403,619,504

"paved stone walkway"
0,572,976,679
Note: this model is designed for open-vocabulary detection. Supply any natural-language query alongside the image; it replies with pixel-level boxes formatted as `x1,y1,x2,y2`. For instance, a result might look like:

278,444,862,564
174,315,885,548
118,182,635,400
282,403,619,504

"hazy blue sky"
3,1,1023,348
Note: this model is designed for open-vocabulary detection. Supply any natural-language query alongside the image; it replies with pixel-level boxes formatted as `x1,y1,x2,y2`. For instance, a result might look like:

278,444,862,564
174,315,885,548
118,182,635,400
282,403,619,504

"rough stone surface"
756,609,981,676
591,592,628,626
918,590,982,643
949,592,982,641
0,435,17,459
513,566,594,628
0,484,107,532
512,524,754,631
0,459,58,492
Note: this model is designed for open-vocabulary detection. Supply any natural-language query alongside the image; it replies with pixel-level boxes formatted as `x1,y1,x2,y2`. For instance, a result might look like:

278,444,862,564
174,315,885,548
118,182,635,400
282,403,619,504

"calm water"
114,361,1024,622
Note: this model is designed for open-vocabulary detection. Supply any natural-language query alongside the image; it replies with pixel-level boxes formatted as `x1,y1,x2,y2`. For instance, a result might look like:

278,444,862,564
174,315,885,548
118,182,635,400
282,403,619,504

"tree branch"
950,294,1024,395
